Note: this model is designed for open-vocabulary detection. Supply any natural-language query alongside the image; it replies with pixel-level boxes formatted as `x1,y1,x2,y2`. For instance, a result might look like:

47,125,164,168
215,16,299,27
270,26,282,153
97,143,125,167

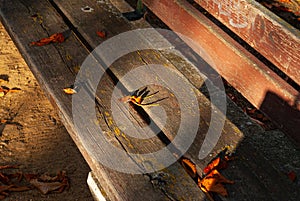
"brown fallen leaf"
0,185,14,194
30,33,65,46
25,171,69,194
1,166,68,199
203,157,220,175
199,169,234,197
0,173,10,184
8,186,32,192
181,158,198,179
0,165,19,170
30,179,64,194
96,30,107,38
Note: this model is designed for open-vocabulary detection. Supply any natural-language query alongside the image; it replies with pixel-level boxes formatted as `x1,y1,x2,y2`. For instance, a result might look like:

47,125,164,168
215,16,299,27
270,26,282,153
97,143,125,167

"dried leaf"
27,172,69,194
199,169,234,197
63,87,77,95
1,167,68,199
181,158,197,179
8,186,32,192
23,173,38,181
30,179,63,194
96,30,107,38
203,157,220,174
0,185,14,193
30,33,65,46
0,165,19,170
0,173,9,184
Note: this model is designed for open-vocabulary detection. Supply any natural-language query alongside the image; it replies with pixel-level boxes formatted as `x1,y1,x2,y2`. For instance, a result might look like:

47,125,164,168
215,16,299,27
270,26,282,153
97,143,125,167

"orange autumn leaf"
279,0,291,3
203,157,220,174
96,30,107,38
181,158,197,179
199,169,234,197
30,33,65,46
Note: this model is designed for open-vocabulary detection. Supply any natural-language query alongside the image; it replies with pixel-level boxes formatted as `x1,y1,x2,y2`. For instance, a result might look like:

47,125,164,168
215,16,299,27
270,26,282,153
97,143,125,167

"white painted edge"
87,172,107,201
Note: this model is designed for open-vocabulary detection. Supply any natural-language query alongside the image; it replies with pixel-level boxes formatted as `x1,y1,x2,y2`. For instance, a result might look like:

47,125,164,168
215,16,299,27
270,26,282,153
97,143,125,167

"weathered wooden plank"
0,1,203,200
2,0,299,200
0,2,211,200
137,47,300,200
193,0,300,86
142,0,300,145
49,1,300,200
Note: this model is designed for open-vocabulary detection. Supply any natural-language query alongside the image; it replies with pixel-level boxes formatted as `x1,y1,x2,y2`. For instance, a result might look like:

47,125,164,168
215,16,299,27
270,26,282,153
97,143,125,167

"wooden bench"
142,0,300,144
1,0,299,200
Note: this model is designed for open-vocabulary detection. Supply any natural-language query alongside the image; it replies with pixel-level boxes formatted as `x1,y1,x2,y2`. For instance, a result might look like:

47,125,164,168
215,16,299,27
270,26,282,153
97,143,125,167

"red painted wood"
143,0,300,144
194,0,300,86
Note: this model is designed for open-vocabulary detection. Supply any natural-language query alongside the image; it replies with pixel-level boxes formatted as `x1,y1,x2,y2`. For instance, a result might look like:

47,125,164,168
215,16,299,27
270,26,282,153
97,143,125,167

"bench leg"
87,172,108,201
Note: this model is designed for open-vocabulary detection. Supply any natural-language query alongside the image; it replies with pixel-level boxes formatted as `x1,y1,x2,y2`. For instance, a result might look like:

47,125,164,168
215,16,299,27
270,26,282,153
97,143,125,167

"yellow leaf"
63,87,77,95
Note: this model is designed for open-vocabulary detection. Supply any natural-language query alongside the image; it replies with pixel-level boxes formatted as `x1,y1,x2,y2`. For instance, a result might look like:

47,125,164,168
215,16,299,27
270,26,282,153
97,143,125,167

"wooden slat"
50,0,300,200
137,48,300,200
142,0,300,145
0,0,207,200
0,1,204,200
2,0,299,200
51,0,209,199
194,0,300,86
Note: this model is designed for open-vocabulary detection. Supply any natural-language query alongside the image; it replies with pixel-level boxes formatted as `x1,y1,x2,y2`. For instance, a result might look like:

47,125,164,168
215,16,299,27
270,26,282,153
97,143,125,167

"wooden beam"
0,0,205,200
194,0,300,86
143,0,300,144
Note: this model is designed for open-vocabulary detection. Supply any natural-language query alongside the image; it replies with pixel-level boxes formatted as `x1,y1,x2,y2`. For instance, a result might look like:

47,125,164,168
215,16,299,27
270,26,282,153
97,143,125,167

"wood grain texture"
1,0,300,200
51,0,208,199
0,0,206,200
142,49,300,200
194,0,300,86
0,1,195,200
142,0,300,145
